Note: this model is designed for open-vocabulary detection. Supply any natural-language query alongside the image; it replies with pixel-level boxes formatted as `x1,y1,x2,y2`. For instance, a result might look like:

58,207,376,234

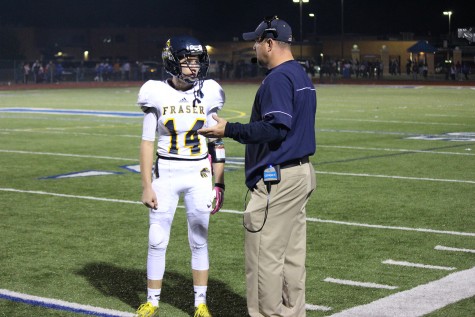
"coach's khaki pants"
244,163,316,317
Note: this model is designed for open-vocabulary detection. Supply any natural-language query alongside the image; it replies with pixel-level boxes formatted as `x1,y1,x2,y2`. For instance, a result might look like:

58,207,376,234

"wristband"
215,183,225,190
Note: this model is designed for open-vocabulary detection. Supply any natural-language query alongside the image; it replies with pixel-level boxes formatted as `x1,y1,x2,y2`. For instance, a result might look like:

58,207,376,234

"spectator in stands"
406,59,412,76
140,62,147,81
342,60,351,78
77,61,85,81
95,63,103,82
450,63,457,80
358,62,366,78
32,60,41,83
412,62,418,80
54,62,64,82
376,60,383,79
102,62,113,81
113,60,121,81
121,61,131,80
45,61,55,83
455,61,462,80
36,64,45,83
461,63,470,80
23,62,31,84
422,63,428,79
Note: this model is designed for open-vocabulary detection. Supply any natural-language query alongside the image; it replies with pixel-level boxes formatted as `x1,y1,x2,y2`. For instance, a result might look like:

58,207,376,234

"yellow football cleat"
194,303,212,317
135,302,159,317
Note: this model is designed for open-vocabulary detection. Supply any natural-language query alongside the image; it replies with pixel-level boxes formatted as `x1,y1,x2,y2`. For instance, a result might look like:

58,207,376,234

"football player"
135,35,225,317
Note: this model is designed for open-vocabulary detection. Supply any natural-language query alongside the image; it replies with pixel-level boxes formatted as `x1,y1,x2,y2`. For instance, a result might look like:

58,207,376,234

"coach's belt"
280,156,309,169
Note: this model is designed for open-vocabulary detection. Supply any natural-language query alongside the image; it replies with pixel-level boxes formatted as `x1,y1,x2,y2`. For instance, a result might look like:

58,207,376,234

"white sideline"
306,216,475,237
305,303,332,311
0,149,136,161
382,259,456,271
435,245,475,254
0,289,134,317
327,266,475,317
324,278,398,290
319,145,475,156
1,187,475,237
316,170,475,184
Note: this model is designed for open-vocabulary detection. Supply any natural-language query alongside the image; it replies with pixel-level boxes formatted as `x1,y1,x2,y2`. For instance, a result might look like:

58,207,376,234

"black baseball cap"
242,16,293,43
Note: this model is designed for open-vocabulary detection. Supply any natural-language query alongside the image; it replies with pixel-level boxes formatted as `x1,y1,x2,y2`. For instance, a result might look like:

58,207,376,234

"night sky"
1,0,472,41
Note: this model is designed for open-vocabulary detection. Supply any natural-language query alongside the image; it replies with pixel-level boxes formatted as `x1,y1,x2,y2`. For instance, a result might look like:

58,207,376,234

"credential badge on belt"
263,165,281,184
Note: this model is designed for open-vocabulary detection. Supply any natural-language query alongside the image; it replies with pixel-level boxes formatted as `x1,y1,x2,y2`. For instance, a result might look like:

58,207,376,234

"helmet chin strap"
174,74,204,107
192,79,205,107
179,73,198,84
177,58,205,106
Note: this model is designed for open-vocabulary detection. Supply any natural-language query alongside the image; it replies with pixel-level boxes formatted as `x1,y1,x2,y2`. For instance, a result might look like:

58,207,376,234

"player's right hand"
142,187,158,210
211,184,225,214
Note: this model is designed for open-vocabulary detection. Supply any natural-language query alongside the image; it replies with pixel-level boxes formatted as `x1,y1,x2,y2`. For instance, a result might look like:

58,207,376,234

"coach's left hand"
198,114,227,138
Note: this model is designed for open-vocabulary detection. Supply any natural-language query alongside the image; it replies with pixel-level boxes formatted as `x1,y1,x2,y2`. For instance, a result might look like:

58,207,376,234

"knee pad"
188,220,208,249
149,223,170,251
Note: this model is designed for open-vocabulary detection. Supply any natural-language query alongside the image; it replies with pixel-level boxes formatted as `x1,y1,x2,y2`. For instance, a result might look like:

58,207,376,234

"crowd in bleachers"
318,59,385,82
18,59,162,84
16,57,472,84
21,60,64,84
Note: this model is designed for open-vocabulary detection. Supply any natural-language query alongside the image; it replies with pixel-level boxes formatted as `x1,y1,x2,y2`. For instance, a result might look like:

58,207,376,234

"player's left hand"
211,184,225,214
198,114,227,138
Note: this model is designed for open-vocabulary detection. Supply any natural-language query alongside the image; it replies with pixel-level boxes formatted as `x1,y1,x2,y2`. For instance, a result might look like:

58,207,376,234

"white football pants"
147,157,213,280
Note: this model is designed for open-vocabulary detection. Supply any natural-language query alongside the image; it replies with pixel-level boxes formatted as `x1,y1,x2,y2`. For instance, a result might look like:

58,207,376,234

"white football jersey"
137,79,225,159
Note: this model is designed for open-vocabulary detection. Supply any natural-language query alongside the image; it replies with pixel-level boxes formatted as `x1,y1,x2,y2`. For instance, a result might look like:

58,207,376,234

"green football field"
0,83,474,317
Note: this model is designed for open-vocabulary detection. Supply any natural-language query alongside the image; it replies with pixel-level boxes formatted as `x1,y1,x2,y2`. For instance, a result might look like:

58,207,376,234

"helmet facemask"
162,37,209,84
162,36,209,106
177,55,206,83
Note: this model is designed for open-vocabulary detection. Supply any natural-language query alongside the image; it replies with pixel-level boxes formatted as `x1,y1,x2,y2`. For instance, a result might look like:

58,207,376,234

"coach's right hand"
198,114,227,138
142,186,158,210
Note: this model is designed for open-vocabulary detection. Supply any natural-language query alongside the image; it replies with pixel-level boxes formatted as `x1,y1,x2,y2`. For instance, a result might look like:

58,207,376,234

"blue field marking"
0,289,134,317
406,132,475,142
0,108,142,118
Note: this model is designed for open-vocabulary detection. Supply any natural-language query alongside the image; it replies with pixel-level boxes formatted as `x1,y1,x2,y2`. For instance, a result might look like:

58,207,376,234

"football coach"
198,16,317,317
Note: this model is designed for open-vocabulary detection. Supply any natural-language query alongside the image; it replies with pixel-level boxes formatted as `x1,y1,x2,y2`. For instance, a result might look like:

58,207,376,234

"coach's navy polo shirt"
243,60,316,188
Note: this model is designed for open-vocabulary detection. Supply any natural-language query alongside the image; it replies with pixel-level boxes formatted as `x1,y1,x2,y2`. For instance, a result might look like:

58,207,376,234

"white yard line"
321,118,467,126
382,259,456,271
0,289,134,317
0,128,138,138
327,267,475,317
305,303,332,311
316,170,475,184
0,188,142,204
2,149,474,184
0,149,136,161
320,145,475,156
435,245,475,254
306,217,475,237
324,278,398,290
2,187,474,237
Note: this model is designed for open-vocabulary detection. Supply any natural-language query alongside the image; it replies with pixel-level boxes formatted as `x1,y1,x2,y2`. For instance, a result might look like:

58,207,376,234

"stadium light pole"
309,13,316,38
443,11,452,61
443,11,452,41
340,0,344,59
293,0,309,59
